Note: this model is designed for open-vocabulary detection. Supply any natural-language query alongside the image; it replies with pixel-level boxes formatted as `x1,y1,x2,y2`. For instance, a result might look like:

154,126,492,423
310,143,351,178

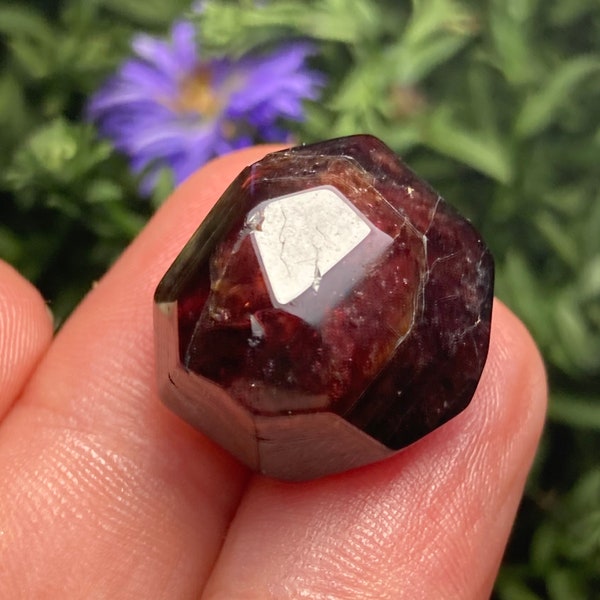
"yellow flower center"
174,67,221,116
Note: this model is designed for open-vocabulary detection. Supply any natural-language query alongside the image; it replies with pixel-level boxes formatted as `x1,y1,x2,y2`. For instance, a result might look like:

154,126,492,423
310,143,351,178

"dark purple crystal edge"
295,135,494,448
277,135,495,448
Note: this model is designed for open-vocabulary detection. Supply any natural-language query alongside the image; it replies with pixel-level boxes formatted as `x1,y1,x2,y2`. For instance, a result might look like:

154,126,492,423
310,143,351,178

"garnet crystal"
154,135,494,480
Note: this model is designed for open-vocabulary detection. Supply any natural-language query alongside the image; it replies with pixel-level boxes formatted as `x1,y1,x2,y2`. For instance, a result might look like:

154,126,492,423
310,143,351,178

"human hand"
0,147,546,599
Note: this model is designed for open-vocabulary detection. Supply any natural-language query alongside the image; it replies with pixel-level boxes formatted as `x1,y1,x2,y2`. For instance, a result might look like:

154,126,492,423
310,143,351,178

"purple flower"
88,22,323,194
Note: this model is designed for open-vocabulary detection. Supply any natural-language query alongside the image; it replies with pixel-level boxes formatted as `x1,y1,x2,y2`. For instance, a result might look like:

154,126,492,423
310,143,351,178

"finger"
0,147,282,598
0,260,53,420
202,300,547,599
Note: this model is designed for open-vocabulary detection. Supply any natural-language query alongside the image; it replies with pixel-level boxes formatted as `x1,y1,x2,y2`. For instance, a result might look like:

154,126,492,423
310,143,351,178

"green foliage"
498,468,600,599
1,0,599,596
0,0,190,319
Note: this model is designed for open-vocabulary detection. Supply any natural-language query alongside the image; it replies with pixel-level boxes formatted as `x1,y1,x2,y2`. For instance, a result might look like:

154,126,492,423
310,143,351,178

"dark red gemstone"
154,135,494,480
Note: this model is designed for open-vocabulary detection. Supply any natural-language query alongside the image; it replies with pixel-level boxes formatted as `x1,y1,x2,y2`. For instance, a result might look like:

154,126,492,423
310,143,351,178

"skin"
0,147,547,599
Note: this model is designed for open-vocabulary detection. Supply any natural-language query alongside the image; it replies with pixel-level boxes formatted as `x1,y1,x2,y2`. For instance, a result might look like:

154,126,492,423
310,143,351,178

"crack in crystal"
428,250,462,275
423,195,442,237
278,205,293,279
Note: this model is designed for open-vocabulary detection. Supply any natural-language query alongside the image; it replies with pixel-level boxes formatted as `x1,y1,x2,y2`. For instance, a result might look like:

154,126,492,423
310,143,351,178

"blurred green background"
0,1,598,597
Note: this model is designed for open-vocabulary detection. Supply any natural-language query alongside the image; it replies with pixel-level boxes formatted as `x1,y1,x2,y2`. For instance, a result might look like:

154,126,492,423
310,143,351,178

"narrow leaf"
515,56,600,138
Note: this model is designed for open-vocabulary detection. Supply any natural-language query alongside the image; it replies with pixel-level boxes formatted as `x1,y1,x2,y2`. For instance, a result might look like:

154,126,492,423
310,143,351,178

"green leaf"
149,166,176,209
389,0,476,84
89,202,145,239
0,226,23,265
495,570,543,600
515,56,600,138
0,72,29,153
550,0,598,26
85,179,125,205
0,5,56,45
7,35,54,80
579,256,600,302
548,569,589,600
421,107,513,183
4,118,113,202
505,0,541,23
550,393,600,430
328,53,388,117
550,294,600,376
487,0,540,85
197,0,383,55
406,0,476,44
534,212,580,270
495,249,554,351
530,521,558,573
308,0,383,44
393,34,470,85
99,0,192,27
559,469,600,558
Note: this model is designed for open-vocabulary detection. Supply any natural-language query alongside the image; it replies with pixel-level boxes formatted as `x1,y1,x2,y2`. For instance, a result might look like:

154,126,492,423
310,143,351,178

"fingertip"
0,260,54,419
199,300,549,599
485,299,547,452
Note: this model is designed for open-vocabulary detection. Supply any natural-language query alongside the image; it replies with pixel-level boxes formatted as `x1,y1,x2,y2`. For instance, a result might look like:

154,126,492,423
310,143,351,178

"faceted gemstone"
154,135,494,480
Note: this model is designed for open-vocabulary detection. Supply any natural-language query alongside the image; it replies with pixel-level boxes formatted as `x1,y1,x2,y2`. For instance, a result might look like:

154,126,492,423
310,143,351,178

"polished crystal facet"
154,135,494,480
252,187,371,305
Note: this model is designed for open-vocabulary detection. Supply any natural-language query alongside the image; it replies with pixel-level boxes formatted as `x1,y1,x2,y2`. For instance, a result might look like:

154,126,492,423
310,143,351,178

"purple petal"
87,21,325,196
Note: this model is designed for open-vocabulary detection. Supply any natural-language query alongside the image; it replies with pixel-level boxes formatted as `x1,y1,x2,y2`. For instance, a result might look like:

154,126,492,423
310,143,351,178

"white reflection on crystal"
249,314,265,338
248,186,393,325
